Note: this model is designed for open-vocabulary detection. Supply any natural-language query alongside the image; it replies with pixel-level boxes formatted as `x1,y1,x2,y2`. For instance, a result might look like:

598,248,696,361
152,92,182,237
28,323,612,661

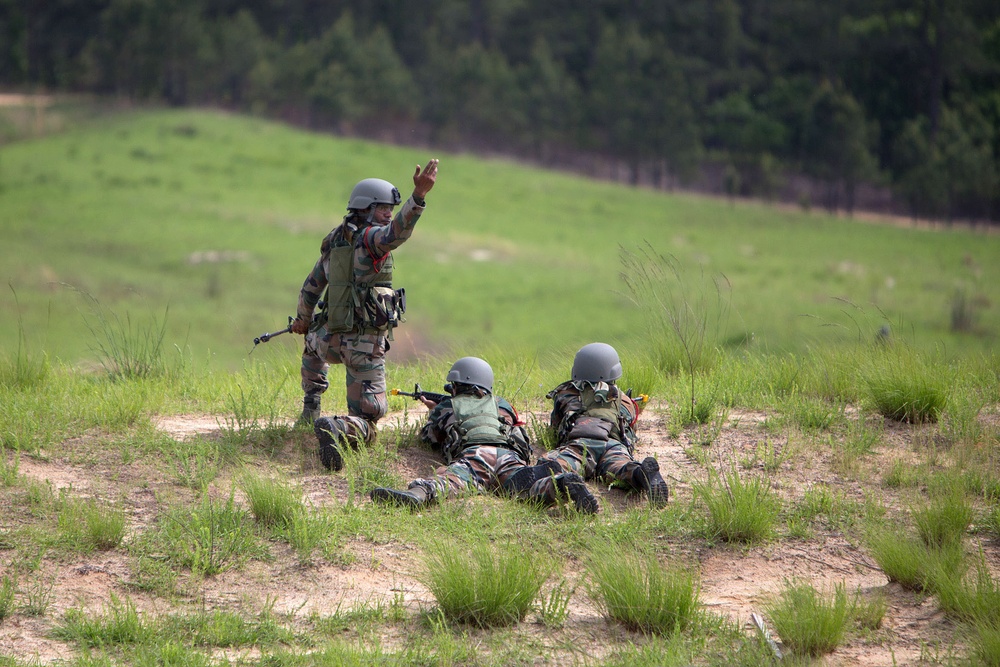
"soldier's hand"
413,158,439,200
290,317,310,335
419,396,438,410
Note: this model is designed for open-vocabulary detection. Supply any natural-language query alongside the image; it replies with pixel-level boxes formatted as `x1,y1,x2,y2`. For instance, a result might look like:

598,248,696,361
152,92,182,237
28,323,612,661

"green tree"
800,81,879,214
517,37,584,162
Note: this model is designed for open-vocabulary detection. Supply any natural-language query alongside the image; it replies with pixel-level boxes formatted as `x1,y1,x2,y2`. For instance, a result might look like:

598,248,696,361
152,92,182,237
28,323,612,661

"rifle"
250,302,326,354
250,316,293,353
390,383,452,404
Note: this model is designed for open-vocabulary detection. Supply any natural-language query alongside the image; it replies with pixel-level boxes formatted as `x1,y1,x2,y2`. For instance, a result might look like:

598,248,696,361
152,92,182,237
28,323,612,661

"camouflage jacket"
421,394,531,464
297,195,425,328
547,380,639,452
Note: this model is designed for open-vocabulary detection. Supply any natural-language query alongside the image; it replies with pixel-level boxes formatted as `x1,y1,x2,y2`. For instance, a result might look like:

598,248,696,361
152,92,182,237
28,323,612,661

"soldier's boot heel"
314,417,345,471
555,473,599,514
634,456,669,507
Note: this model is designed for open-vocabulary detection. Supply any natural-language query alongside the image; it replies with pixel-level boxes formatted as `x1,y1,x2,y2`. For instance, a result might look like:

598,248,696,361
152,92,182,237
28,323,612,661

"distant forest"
3,1,999,223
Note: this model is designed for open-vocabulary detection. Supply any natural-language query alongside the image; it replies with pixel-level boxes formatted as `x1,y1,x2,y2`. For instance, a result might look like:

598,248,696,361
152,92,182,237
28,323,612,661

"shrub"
421,538,548,628
693,468,780,544
586,546,700,635
765,581,851,657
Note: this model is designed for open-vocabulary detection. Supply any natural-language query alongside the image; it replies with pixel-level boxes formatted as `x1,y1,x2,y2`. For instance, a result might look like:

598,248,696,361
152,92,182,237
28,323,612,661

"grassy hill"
2,107,998,373
2,106,1000,666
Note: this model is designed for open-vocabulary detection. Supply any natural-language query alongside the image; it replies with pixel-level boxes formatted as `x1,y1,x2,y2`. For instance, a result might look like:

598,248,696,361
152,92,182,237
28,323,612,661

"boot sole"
315,420,344,471
640,457,669,507
557,474,599,514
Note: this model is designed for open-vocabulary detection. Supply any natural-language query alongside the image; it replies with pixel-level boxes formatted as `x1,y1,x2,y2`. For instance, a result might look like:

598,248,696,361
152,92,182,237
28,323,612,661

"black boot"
296,393,321,427
503,459,563,495
314,417,344,471
632,456,669,507
555,472,599,514
370,485,429,508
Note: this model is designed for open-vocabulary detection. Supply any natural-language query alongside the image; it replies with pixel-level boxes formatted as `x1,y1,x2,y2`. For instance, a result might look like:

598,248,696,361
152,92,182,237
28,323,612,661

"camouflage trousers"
531,438,639,503
302,327,388,444
408,445,537,502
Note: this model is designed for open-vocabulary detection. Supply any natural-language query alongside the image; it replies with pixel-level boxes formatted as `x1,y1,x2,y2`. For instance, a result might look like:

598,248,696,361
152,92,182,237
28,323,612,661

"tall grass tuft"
57,594,152,646
586,545,700,635
764,581,851,657
238,472,303,529
81,294,168,381
693,468,780,544
421,538,549,628
860,344,948,423
913,491,972,550
56,495,127,552
0,575,15,621
619,243,730,424
141,490,264,576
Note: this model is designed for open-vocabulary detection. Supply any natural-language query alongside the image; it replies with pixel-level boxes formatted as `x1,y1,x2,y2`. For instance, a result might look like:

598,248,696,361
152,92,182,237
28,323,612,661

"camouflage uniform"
531,380,644,503
405,394,538,501
297,195,425,444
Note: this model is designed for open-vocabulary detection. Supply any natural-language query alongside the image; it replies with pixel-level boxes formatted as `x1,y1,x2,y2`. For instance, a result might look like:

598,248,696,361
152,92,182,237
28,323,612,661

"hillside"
2,108,999,372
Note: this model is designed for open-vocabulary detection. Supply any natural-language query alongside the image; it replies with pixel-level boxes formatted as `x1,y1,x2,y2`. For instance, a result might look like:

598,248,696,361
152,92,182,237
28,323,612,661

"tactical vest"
557,382,633,453
325,240,405,336
450,394,508,447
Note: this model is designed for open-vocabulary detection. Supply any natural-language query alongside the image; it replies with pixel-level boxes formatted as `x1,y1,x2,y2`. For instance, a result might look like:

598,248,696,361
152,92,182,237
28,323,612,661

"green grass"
586,545,701,635
2,105,1000,666
764,581,852,657
420,536,550,628
2,107,999,372
693,468,781,544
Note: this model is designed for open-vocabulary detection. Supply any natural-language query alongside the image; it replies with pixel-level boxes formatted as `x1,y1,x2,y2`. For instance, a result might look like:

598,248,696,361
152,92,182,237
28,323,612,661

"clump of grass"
619,243,730,424
81,293,169,381
238,472,303,529
57,594,152,646
852,589,888,631
765,581,851,657
860,345,948,423
782,393,844,432
421,538,549,628
693,468,780,544
56,495,127,552
536,578,574,628
138,491,265,577
913,491,972,549
281,508,335,566
0,450,20,486
0,575,16,620
586,545,700,635
866,526,966,592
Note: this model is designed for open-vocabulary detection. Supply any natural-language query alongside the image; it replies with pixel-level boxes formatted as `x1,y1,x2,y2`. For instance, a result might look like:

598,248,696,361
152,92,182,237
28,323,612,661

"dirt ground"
2,404,995,666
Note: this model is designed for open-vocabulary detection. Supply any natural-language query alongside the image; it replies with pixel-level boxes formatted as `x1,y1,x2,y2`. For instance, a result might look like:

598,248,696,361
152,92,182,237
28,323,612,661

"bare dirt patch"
2,405,996,665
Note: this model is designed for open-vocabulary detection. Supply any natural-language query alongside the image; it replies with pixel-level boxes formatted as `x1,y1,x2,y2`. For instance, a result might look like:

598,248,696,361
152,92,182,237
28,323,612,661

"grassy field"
2,104,1000,666
1,105,998,373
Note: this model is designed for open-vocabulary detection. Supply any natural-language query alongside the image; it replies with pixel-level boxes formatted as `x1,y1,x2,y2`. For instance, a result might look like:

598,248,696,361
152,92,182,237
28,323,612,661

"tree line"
3,0,999,222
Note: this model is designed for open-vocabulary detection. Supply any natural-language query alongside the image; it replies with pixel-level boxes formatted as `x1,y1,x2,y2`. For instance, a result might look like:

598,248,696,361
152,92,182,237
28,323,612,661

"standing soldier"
530,342,669,507
369,357,599,513
291,160,439,471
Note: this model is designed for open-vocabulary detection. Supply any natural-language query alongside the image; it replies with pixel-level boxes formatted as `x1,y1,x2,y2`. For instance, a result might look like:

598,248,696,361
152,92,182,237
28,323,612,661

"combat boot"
295,393,322,428
370,485,429,508
313,417,344,471
502,459,563,495
630,456,669,507
555,472,599,514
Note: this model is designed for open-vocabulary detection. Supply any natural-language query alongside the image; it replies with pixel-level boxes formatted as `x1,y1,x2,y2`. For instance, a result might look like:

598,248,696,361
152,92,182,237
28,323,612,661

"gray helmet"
446,357,494,392
572,343,622,383
347,178,402,211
